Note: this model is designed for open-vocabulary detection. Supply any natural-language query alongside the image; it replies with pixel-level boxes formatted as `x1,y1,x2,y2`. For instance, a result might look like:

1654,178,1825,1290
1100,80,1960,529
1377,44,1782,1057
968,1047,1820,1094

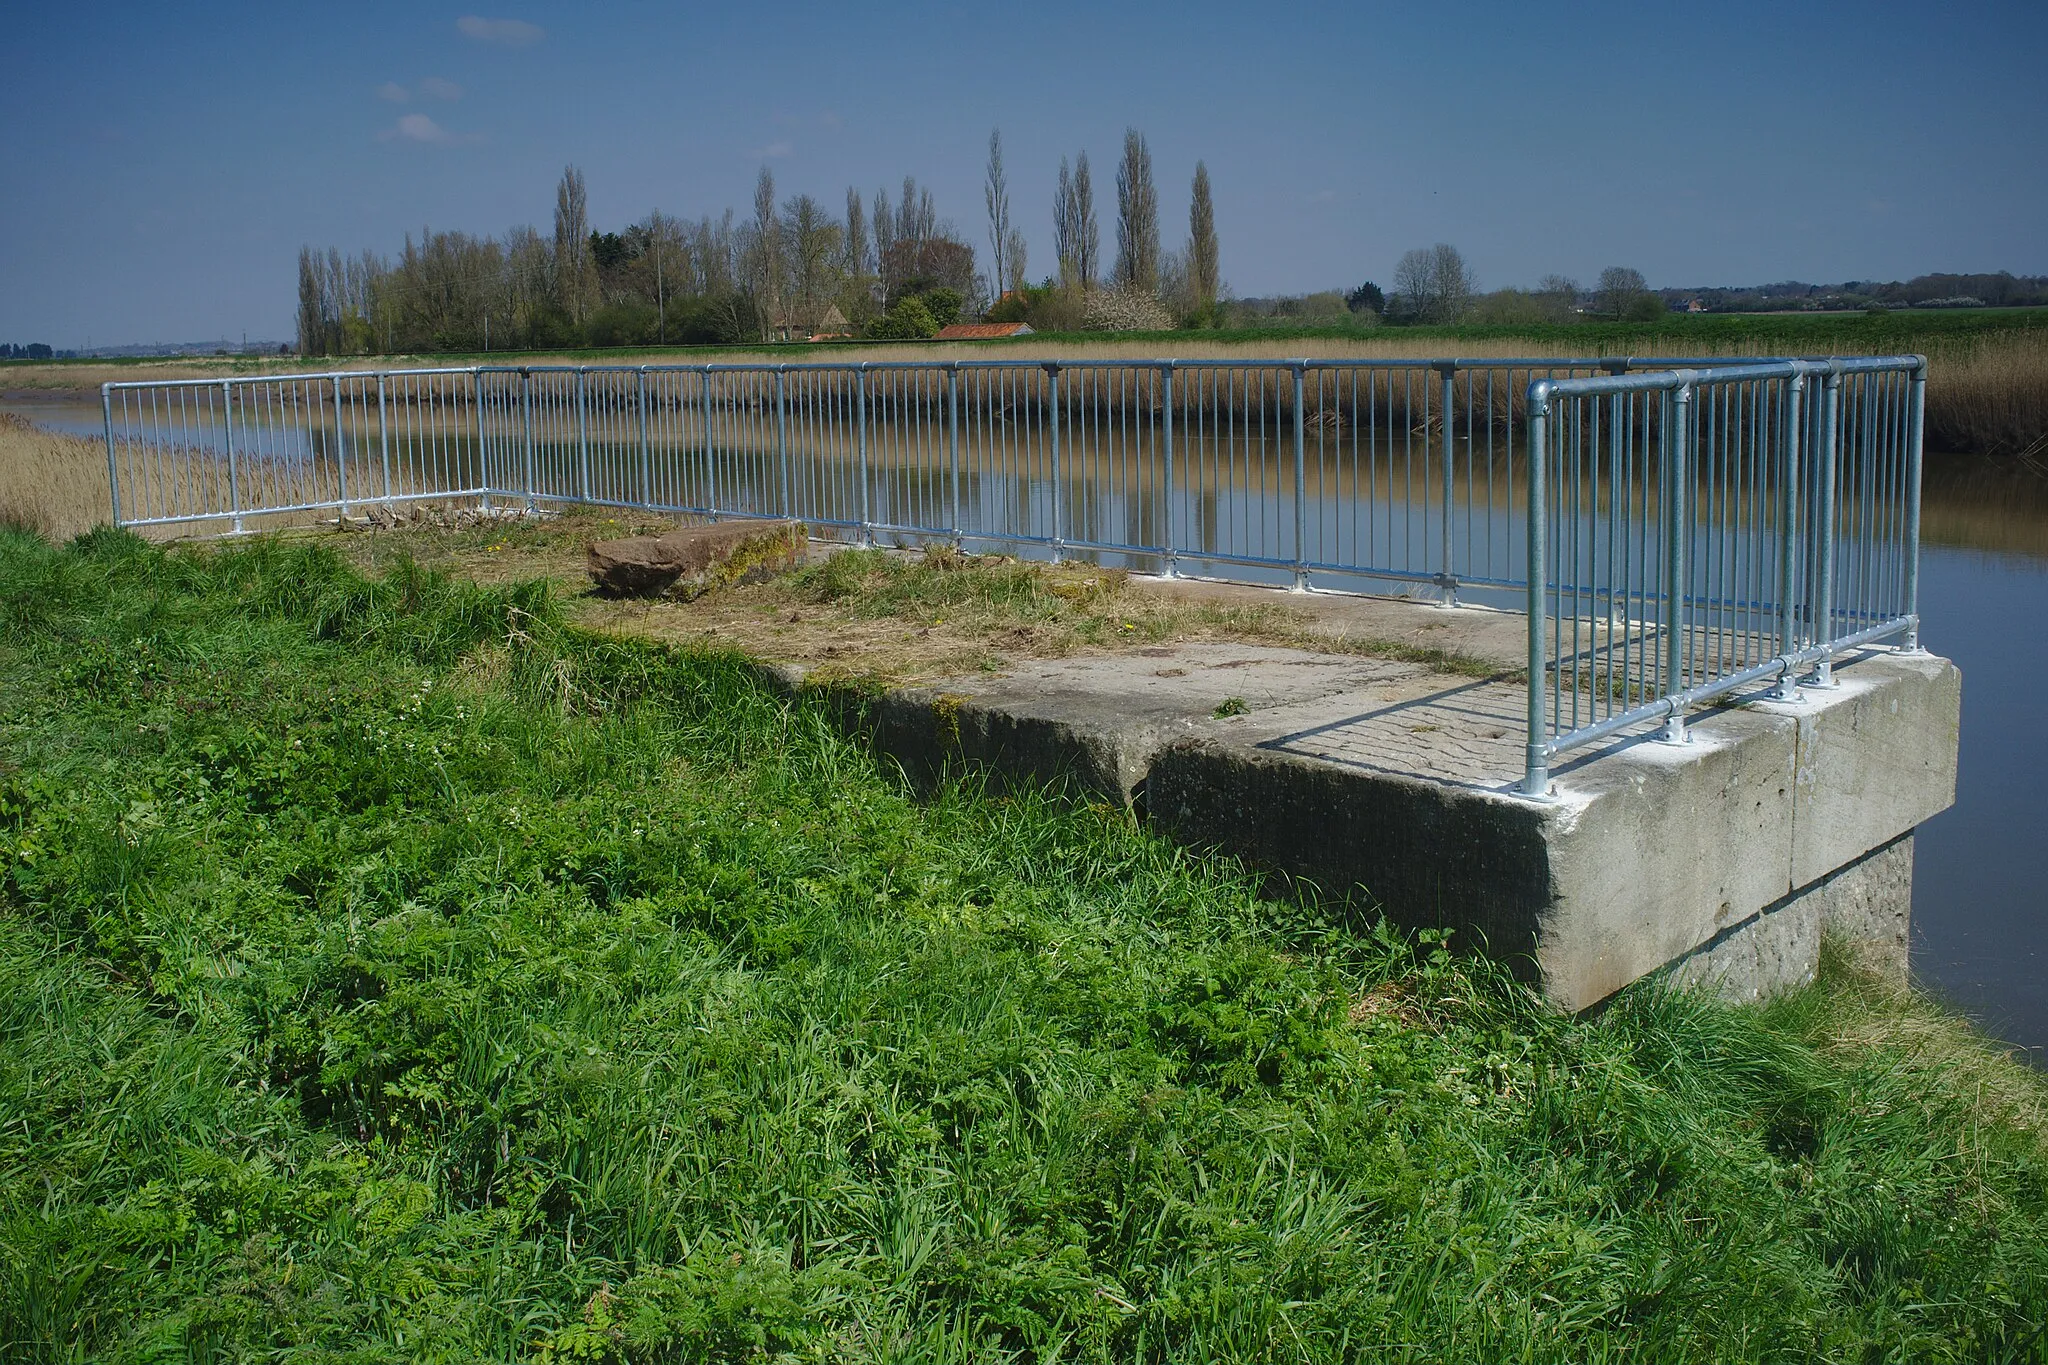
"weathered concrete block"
1149,649,1958,1010
765,625,1956,1011
588,520,805,599
1666,835,1914,1000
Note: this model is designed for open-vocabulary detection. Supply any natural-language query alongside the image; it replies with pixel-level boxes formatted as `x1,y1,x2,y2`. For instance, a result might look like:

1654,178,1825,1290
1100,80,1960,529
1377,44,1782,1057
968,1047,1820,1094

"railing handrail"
101,352,1926,798
1519,355,1924,797
101,353,1846,394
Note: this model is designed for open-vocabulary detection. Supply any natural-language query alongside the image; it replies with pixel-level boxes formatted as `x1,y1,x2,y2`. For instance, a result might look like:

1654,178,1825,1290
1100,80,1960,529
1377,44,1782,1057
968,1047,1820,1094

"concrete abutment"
765,628,1958,1012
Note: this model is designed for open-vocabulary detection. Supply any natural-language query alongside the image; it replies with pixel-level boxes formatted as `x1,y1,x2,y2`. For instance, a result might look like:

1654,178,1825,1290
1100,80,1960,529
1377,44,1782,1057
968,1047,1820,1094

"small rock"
587,520,806,600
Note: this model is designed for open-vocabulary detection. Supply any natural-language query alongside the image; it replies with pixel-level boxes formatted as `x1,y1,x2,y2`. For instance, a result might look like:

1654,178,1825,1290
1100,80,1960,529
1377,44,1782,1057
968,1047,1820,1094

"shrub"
1081,287,1175,333
865,295,938,340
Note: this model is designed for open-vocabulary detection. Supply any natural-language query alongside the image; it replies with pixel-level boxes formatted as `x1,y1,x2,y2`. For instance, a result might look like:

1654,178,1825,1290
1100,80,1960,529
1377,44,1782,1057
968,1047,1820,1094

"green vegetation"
3,529,2047,1360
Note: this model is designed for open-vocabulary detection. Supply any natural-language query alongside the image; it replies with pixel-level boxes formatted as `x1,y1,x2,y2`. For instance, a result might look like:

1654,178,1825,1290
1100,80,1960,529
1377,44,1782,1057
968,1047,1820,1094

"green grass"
1,529,2045,1362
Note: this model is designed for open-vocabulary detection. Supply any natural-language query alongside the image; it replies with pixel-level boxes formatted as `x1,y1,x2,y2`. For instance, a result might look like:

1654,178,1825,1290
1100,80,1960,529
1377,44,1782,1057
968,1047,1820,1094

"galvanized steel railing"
1520,356,1924,796
100,354,1925,794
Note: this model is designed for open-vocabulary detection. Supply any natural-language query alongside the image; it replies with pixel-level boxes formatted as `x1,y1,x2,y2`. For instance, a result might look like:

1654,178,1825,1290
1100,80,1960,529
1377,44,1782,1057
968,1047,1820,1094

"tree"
1596,266,1649,320
781,193,842,328
1392,243,1473,323
1114,129,1160,296
1073,152,1099,291
1536,274,1580,322
1187,161,1218,314
985,128,1013,303
1004,228,1028,294
1345,282,1385,316
843,188,868,281
751,166,781,337
553,165,596,322
1053,158,1079,288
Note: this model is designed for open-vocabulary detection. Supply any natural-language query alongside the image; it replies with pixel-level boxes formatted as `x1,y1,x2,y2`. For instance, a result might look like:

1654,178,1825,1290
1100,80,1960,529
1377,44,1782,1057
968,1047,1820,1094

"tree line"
296,128,1224,355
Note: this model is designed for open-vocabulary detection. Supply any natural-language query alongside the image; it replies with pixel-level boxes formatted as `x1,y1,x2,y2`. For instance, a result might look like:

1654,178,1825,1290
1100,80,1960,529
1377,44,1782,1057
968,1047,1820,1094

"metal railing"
101,354,1926,794
1521,356,1924,795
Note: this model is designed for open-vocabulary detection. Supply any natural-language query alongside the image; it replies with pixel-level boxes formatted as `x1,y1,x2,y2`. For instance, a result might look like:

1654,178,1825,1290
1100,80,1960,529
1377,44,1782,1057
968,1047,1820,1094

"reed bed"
0,414,114,540
9,324,2045,454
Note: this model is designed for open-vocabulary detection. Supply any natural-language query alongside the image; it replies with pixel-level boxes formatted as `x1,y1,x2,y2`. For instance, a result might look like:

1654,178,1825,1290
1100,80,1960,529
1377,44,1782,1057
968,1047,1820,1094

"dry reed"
0,414,115,540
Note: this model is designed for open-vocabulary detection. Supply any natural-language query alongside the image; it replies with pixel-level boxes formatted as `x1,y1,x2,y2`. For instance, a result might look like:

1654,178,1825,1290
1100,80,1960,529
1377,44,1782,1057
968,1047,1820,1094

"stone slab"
588,520,805,599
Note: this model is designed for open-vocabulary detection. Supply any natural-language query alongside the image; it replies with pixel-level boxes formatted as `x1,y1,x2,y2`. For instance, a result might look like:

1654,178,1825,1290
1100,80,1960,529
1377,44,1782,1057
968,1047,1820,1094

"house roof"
933,321,1034,340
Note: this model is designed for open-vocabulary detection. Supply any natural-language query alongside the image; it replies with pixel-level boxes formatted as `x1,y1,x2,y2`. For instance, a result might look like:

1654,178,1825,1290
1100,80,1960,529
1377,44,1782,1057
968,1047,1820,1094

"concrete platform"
773,600,1959,1011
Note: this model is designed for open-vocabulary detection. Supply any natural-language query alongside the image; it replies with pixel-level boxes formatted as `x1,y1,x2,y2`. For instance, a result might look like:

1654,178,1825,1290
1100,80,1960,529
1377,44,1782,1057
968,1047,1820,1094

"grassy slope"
1,531,2045,1362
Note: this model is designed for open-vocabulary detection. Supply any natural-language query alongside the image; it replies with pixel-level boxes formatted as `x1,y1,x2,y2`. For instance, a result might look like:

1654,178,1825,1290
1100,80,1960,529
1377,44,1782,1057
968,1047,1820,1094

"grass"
2,528,2046,1361
329,511,1511,685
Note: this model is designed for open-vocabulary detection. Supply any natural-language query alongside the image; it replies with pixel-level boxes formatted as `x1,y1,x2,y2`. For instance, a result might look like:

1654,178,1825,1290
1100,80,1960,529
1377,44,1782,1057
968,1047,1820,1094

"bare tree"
553,165,596,322
1114,129,1160,295
1074,152,1099,291
985,128,1013,300
1596,265,1650,319
781,193,841,327
1053,157,1078,287
751,166,781,336
1005,228,1028,294
844,187,868,281
1393,243,1474,322
872,185,894,277
1188,161,1218,314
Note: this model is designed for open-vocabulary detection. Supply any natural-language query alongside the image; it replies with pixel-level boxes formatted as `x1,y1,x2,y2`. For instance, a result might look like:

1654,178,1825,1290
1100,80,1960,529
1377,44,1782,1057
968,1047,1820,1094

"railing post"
333,375,350,520
947,364,962,548
101,385,121,528
1904,358,1926,650
221,381,244,534
474,370,492,513
1437,361,1457,605
1046,363,1063,562
775,367,791,519
636,368,652,510
1775,372,1805,700
520,368,536,513
701,367,716,518
1292,362,1309,591
1661,382,1691,743
856,366,871,546
1811,369,1842,685
1162,364,1177,578
1522,383,1551,798
377,372,392,507
575,367,591,504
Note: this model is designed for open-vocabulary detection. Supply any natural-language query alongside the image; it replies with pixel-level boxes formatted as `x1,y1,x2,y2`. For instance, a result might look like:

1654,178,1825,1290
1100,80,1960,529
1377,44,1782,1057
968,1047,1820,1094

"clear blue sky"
4,0,2044,347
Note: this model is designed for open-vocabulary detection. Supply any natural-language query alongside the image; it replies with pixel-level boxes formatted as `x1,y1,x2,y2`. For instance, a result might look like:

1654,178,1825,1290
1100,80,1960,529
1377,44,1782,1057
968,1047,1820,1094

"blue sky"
4,0,2044,347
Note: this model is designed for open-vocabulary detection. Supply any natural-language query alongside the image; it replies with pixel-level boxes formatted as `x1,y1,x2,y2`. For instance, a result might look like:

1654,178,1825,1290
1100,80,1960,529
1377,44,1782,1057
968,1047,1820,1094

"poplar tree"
1053,157,1078,287
552,164,595,322
1073,151,1099,290
1188,161,1218,313
985,128,1012,300
1113,129,1159,296
752,166,780,336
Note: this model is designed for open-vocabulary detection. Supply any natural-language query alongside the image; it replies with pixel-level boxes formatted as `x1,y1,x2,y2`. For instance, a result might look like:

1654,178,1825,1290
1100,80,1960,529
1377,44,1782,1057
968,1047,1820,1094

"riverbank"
1,529,2043,1358
7,309,2045,456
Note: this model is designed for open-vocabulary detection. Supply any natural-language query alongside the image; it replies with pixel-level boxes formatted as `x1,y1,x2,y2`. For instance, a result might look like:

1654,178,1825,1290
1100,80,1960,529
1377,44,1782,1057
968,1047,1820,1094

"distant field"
7,308,2044,454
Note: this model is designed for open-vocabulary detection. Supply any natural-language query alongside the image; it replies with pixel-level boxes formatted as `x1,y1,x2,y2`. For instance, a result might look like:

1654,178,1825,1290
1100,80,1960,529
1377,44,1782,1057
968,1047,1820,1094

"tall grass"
1,529,2044,1361
0,414,111,541
10,311,2048,454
